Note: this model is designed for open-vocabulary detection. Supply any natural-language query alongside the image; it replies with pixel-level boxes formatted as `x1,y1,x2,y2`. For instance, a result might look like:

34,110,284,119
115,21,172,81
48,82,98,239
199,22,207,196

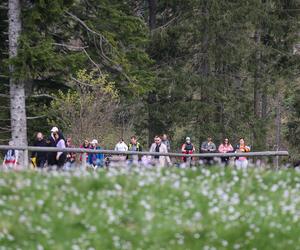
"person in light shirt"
149,136,171,167
114,138,128,152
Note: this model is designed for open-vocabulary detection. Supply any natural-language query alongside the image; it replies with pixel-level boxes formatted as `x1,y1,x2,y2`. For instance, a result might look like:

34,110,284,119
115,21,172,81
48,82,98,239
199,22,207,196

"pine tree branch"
64,11,132,83
52,43,88,51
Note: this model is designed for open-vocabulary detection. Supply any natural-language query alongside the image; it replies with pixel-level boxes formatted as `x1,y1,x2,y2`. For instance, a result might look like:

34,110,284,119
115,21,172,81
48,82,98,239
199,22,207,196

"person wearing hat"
181,137,195,162
47,127,59,166
47,126,65,166
88,139,104,169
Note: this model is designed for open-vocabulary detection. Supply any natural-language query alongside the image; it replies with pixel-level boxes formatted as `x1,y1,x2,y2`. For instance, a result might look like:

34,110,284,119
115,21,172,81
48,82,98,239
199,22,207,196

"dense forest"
0,0,300,158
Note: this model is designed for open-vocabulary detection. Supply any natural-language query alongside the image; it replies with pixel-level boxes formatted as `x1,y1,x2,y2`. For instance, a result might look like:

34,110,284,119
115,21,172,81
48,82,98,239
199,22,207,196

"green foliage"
47,70,119,145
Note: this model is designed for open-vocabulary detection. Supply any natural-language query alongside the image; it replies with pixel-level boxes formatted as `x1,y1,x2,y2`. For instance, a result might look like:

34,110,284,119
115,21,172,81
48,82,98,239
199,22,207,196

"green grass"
1,167,300,250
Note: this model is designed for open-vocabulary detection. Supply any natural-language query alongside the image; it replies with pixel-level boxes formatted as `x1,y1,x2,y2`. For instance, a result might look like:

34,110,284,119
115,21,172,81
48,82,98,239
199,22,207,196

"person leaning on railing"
2,141,19,169
201,136,217,165
64,137,76,170
88,139,104,168
181,137,195,163
127,136,142,162
149,136,171,167
235,138,251,169
31,132,47,168
80,139,90,163
54,132,66,169
218,138,234,166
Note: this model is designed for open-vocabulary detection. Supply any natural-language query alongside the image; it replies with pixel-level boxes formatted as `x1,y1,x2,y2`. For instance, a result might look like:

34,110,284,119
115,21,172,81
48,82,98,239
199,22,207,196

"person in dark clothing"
181,137,195,162
31,132,48,168
201,136,217,165
47,127,59,166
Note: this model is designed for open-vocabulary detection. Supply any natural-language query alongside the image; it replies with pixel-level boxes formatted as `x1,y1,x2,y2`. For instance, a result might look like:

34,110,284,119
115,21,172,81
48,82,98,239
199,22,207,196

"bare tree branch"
153,15,180,32
29,94,54,99
27,115,46,120
65,11,111,45
82,48,102,74
52,42,89,51
64,10,132,83
70,76,94,87
0,126,11,131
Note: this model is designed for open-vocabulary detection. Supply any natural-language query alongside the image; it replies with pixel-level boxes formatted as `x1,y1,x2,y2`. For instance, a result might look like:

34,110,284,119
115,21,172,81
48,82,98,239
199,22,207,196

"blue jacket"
88,146,104,165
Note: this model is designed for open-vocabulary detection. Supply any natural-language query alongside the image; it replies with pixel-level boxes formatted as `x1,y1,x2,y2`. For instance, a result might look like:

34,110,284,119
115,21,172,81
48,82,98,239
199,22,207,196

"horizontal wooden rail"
0,145,289,158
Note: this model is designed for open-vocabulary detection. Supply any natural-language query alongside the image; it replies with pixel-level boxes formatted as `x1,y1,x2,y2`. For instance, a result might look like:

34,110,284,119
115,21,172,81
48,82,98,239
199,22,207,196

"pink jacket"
218,144,234,153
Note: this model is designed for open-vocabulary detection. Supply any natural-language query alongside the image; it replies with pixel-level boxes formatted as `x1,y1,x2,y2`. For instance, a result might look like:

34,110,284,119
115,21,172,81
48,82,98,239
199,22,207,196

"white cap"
91,139,98,144
186,137,191,141
51,127,59,133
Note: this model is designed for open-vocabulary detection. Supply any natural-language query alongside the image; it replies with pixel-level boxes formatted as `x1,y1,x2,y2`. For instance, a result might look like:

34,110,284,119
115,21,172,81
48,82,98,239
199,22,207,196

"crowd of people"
2,126,252,170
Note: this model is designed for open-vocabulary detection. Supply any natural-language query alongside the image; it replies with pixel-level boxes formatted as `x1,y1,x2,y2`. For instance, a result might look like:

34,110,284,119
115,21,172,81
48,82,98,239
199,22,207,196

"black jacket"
31,139,48,160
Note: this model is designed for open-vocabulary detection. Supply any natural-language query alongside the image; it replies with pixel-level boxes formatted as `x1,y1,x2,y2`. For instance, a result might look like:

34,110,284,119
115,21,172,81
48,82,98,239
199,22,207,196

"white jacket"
114,142,128,152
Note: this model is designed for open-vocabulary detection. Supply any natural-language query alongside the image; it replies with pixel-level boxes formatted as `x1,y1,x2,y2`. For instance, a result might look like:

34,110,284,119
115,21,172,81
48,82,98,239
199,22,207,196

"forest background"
1,0,300,159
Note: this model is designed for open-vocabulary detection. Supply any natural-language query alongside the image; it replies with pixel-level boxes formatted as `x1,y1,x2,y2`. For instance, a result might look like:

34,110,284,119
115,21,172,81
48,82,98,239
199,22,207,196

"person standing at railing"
64,137,76,170
114,138,128,152
235,138,251,169
127,136,143,163
149,136,171,167
114,138,128,162
181,137,195,163
31,132,47,168
47,127,65,166
201,136,217,165
54,132,66,169
80,139,90,163
2,141,19,169
88,139,104,169
162,134,171,152
218,138,234,166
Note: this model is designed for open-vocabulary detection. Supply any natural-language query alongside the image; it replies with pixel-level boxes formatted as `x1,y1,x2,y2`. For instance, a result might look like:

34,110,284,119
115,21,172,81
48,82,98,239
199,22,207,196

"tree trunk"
253,30,262,119
8,0,28,166
253,29,263,150
148,0,157,30
274,92,281,169
147,92,157,147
